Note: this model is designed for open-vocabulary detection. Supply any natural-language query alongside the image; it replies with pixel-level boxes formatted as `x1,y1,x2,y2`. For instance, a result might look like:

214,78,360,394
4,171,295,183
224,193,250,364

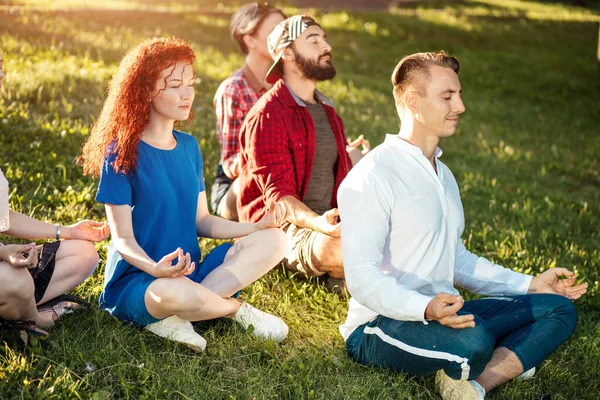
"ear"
403,90,419,115
282,47,295,61
242,34,256,51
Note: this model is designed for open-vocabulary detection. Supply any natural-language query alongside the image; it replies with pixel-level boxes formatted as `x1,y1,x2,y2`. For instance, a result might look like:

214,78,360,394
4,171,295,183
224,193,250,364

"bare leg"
0,262,53,328
475,347,524,393
311,234,344,279
37,240,99,304
217,178,240,222
200,228,287,297
145,276,241,321
146,229,286,322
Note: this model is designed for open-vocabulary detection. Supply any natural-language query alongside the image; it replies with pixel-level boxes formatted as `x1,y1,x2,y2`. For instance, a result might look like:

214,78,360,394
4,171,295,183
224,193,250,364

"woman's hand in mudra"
154,247,195,278
0,243,38,269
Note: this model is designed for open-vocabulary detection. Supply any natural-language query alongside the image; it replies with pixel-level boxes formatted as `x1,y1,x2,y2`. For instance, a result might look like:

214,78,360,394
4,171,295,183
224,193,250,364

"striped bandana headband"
265,15,318,84
268,15,308,56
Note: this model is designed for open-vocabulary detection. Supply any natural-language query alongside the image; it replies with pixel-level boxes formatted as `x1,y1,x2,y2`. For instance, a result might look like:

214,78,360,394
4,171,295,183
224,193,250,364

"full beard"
293,50,337,81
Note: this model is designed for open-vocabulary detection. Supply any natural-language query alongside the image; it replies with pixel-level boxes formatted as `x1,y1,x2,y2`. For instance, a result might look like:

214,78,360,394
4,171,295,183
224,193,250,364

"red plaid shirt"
238,79,352,223
214,69,265,179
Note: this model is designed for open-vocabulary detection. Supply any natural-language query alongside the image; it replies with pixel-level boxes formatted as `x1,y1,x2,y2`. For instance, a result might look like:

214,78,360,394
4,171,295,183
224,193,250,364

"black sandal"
0,318,49,337
37,293,90,310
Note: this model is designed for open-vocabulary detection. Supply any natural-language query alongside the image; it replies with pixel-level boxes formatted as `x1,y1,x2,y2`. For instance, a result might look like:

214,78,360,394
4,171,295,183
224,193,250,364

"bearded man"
237,15,351,291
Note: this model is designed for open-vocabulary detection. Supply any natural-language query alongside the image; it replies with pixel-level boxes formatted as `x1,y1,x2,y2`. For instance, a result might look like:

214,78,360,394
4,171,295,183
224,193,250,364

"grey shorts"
281,223,324,277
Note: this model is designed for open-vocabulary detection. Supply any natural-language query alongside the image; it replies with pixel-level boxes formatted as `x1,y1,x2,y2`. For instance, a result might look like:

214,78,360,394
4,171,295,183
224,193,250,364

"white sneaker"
518,367,536,380
144,315,207,352
435,370,484,400
233,302,288,343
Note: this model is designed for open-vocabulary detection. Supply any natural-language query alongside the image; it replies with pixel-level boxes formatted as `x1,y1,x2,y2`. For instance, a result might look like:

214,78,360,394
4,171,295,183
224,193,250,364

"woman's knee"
61,240,99,278
254,228,288,261
0,263,35,301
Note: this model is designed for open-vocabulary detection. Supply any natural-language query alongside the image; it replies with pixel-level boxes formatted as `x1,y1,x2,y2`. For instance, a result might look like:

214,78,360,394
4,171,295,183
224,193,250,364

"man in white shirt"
337,51,587,400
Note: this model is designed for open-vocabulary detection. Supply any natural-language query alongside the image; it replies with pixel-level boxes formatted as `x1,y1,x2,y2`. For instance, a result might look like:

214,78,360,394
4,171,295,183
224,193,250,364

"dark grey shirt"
303,101,338,215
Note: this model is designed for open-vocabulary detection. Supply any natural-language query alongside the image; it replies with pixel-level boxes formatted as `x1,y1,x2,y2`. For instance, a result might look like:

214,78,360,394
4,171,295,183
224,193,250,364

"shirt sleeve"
338,170,433,322
214,82,245,180
242,110,298,203
95,153,133,206
453,239,532,296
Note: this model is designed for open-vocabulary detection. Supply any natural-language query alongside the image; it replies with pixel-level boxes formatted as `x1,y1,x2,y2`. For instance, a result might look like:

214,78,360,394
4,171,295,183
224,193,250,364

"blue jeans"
346,294,577,380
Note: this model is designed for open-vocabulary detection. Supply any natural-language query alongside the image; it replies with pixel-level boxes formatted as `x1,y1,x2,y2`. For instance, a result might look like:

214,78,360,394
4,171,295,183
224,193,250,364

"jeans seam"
477,304,557,324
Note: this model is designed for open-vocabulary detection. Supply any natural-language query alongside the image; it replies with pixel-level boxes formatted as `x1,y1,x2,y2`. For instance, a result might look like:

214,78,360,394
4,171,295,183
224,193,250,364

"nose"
321,40,332,54
454,96,466,115
181,85,194,100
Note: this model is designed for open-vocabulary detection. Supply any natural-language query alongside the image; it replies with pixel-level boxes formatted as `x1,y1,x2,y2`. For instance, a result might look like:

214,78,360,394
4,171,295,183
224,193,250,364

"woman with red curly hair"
79,37,289,351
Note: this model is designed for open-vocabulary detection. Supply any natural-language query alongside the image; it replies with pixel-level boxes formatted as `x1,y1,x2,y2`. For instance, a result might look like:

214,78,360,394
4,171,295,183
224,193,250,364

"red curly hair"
78,37,196,178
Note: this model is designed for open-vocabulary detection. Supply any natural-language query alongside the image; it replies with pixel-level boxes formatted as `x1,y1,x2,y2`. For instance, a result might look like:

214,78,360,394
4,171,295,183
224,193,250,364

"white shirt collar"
384,134,443,159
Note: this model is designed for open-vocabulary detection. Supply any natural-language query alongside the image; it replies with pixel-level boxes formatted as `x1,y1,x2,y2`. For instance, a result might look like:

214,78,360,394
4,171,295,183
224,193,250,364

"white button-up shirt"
338,135,532,340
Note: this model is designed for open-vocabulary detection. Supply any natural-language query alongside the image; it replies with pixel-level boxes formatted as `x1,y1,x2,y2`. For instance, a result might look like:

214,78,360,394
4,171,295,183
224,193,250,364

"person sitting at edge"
211,2,286,221
78,37,289,352
337,51,587,400
237,15,363,292
0,48,109,337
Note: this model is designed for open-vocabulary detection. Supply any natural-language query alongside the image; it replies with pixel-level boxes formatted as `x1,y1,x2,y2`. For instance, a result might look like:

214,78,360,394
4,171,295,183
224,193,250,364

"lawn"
1,0,600,399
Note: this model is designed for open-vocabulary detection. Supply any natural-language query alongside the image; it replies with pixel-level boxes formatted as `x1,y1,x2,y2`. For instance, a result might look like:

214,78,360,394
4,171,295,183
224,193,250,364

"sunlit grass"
6,0,233,11
1,0,599,398
388,0,600,22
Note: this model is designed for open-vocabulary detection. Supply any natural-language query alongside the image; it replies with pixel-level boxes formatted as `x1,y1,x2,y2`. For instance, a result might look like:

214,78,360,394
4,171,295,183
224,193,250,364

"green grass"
1,1,600,398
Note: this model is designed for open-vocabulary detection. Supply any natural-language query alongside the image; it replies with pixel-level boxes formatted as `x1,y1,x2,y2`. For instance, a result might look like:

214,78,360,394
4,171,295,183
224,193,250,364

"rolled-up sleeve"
338,172,433,322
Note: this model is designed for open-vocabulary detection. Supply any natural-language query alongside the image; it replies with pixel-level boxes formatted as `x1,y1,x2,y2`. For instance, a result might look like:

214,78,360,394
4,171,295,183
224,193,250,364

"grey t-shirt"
303,102,338,215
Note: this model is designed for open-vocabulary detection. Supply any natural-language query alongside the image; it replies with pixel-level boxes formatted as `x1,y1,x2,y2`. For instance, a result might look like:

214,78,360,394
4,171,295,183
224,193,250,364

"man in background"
211,3,286,220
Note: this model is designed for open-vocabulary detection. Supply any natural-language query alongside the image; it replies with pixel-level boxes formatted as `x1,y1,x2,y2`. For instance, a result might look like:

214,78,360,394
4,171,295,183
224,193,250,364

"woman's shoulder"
173,130,200,149
173,130,202,158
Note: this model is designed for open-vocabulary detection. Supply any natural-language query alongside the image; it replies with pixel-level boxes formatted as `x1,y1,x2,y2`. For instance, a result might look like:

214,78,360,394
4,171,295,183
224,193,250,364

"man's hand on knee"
425,293,475,329
315,208,341,237
528,268,588,300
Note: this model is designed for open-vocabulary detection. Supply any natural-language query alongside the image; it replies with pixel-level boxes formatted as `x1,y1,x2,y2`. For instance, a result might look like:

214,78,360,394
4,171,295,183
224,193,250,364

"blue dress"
96,130,232,326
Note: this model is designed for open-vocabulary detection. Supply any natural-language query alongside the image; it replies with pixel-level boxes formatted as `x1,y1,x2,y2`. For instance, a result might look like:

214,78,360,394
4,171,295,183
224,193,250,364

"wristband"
55,224,61,240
